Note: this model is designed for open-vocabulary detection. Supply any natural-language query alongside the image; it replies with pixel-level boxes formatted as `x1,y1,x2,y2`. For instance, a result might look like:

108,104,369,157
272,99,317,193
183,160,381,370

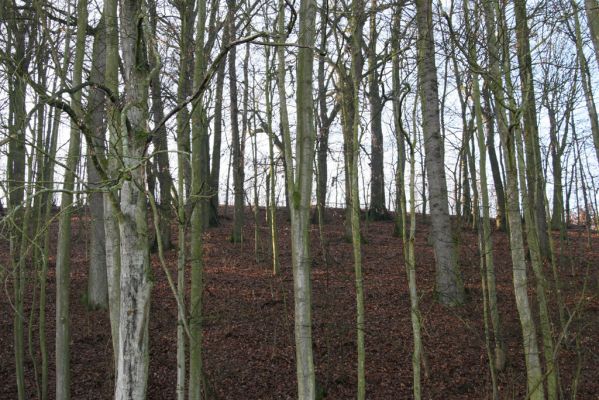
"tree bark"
367,0,387,220
114,0,153,396
5,7,30,398
483,2,545,397
278,0,318,395
189,0,207,396
392,4,406,236
148,0,173,251
349,3,366,397
513,0,550,259
56,0,87,396
87,16,108,310
573,1,599,165
229,0,244,243
415,0,464,305
585,0,599,70
482,86,506,230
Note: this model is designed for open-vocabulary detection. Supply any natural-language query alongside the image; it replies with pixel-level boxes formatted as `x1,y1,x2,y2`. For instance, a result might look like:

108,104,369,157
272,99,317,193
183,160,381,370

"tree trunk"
513,0,550,260
56,0,86,396
392,4,406,236
349,3,366,397
6,8,30,399
460,0,505,369
189,0,207,397
87,17,108,310
401,105,423,400
103,0,123,370
314,2,333,224
229,0,244,243
278,0,318,395
209,35,227,227
584,0,599,69
414,0,464,305
148,0,173,251
114,0,153,396
483,2,545,397
482,86,506,230
367,0,387,220
174,2,194,396
573,1,599,165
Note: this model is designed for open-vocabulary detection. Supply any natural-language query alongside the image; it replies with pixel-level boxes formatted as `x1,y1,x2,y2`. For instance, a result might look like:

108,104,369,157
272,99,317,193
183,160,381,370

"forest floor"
1,206,599,399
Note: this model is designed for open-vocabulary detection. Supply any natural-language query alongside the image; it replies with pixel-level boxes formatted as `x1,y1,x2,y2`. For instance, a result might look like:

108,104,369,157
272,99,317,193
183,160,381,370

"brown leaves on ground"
1,207,598,399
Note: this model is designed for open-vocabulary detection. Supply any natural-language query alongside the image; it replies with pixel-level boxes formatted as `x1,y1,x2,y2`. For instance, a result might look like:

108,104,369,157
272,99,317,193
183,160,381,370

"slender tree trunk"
482,86,506,230
55,0,86,396
473,75,506,372
349,3,366,397
278,0,318,395
340,77,356,240
264,47,280,274
415,0,464,305
573,1,599,165
148,0,173,251
229,0,244,243
513,0,550,259
173,2,194,393
314,2,333,224
367,0,386,220
483,2,545,397
466,126,499,399
39,77,61,400
87,17,108,309
514,117,559,400
174,2,194,396
6,11,29,399
209,27,228,226
401,108,423,400
103,0,122,369
462,0,505,370
189,0,207,397
501,120,545,400
392,4,406,236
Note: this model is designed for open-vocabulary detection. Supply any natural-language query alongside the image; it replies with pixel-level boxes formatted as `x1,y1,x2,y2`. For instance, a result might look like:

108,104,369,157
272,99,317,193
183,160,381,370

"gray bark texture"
114,0,153,397
87,17,108,309
415,0,464,305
